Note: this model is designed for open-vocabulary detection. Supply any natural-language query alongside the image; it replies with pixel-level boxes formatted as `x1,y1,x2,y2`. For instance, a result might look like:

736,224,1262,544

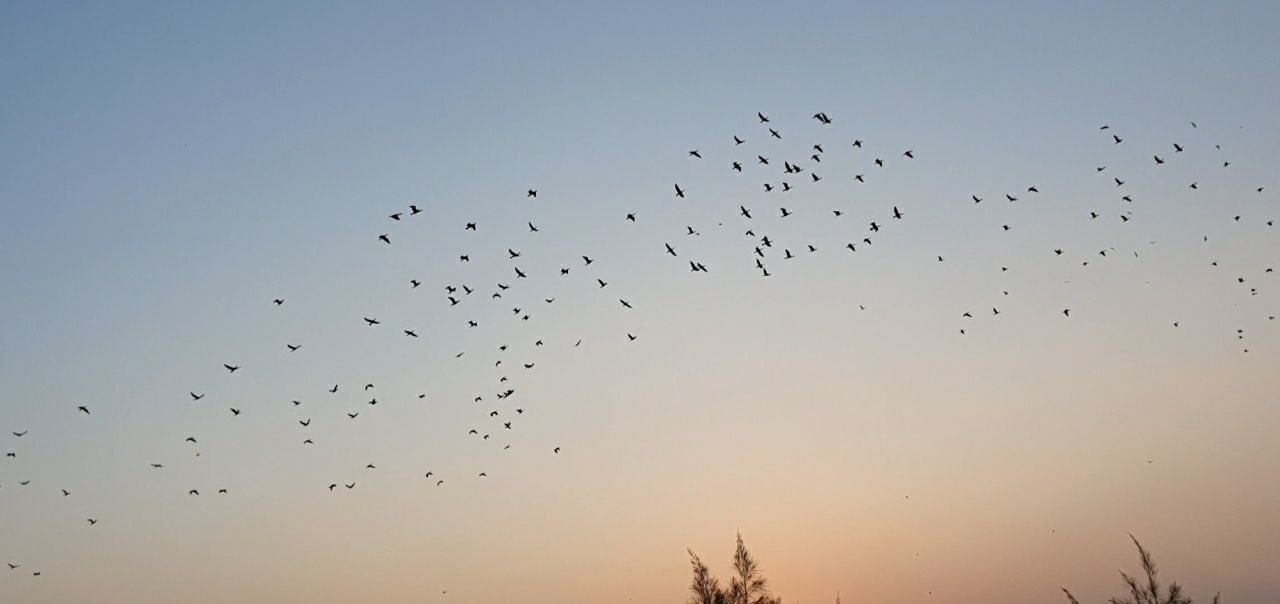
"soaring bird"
674,184,686,198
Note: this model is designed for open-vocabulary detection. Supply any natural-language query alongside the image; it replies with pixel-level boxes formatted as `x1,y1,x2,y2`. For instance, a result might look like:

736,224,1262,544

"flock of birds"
2,110,1274,587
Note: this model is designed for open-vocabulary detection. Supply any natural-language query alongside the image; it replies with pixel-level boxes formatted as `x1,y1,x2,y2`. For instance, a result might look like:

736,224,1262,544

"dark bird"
229,408,240,416
363,317,380,326
378,234,391,245
77,406,90,415
389,212,402,221
903,150,914,159
528,222,539,232
757,112,769,123
272,298,284,306
527,189,537,197
404,330,418,338
224,364,240,373
465,222,477,231
286,344,301,351
688,150,701,158
665,243,677,257
734,136,746,145
620,299,633,309
740,206,752,219
329,384,339,393
409,205,422,214
892,206,903,220
674,184,685,198
769,128,781,139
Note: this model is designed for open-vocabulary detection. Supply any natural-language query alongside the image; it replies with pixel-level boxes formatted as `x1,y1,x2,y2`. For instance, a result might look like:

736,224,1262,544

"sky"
2,1,1279,602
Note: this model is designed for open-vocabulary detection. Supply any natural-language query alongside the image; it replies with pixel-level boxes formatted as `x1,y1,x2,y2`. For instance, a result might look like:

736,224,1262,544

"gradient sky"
2,2,1279,603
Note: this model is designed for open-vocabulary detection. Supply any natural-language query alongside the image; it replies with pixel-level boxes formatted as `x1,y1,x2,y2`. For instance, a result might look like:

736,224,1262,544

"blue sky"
2,2,1279,602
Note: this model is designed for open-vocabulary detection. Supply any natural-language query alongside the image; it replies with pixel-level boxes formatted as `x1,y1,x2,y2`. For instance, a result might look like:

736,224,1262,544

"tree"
727,531,777,604
688,548,726,604
1061,535,1220,604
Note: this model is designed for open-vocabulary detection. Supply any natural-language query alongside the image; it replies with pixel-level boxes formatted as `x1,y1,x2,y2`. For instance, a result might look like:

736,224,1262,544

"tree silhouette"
1061,535,1220,604
688,548,726,604
687,532,779,604
727,531,776,604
